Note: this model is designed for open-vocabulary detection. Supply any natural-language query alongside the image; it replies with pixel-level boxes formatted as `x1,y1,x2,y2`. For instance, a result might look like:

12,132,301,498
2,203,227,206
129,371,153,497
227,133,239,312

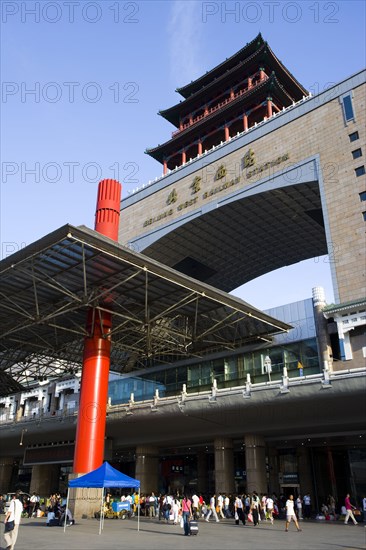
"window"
340,93,355,123
349,131,359,142
360,191,366,202
363,212,366,222
352,148,362,159
355,166,365,177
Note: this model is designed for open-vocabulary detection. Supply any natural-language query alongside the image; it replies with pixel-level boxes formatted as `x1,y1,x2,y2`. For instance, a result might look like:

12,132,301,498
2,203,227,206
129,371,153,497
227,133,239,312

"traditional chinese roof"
147,74,293,164
160,37,308,127
176,33,265,98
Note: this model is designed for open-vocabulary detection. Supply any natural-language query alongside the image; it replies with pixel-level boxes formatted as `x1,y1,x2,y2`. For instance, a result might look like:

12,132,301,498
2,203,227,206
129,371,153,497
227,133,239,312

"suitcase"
190,520,199,535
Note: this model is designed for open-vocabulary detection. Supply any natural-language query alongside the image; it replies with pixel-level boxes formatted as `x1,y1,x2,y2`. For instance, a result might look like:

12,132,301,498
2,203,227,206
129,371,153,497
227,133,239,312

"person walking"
3,490,23,550
285,494,302,532
234,495,245,525
251,492,260,526
303,493,311,519
205,494,219,522
181,495,192,536
344,493,358,525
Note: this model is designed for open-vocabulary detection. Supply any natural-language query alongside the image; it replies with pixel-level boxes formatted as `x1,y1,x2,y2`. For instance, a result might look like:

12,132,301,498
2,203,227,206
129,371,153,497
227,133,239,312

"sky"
1,0,365,310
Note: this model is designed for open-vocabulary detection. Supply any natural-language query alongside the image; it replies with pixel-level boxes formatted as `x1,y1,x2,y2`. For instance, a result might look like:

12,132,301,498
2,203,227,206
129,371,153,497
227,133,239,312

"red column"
224,125,230,141
73,179,121,474
259,67,266,81
163,160,168,175
230,89,234,99
181,150,186,165
243,114,248,131
197,141,202,155
247,77,252,89
266,97,273,118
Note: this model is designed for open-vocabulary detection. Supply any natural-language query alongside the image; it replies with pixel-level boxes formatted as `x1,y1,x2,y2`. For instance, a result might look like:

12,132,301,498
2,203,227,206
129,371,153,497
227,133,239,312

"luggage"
190,520,199,535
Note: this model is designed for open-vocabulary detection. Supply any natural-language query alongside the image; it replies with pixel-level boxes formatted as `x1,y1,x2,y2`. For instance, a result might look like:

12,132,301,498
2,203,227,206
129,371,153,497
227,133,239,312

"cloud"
168,1,203,87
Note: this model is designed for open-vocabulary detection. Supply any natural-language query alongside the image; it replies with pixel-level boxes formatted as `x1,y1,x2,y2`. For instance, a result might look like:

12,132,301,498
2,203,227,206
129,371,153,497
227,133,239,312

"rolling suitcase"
190,520,199,535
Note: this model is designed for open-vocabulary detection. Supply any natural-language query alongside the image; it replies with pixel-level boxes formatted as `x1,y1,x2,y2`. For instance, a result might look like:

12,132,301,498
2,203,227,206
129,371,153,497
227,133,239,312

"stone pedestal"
67,473,103,519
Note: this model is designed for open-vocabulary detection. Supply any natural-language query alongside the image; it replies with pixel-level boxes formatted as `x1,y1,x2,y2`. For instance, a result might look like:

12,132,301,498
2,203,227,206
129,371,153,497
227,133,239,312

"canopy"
66,462,140,535
69,462,140,489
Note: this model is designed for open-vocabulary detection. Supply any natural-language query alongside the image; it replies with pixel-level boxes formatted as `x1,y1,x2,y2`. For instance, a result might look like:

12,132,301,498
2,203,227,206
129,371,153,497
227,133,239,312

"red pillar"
181,150,186,165
247,77,252,89
259,67,266,81
73,178,121,474
163,160,168,175
243,114,248,131
266,97,273,118
197,141,202,155
224,125,230,141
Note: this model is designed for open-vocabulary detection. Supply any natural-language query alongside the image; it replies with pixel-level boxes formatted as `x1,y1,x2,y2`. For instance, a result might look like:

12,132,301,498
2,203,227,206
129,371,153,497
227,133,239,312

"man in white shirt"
205,494,219,522
285,494,302,532
266,496,274,524
4,490,23,550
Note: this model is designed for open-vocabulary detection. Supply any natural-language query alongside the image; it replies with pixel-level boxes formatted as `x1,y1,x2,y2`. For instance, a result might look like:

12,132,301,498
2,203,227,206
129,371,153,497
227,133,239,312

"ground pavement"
1,516,365,550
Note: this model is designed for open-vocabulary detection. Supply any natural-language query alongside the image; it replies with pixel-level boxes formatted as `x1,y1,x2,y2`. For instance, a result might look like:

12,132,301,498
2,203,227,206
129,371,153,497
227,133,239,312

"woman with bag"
181,494,193,536
3,490,23,550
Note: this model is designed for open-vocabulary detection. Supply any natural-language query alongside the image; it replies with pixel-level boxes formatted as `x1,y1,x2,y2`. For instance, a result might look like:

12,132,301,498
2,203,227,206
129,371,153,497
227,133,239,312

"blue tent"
66,462,140,534
69,461,140,489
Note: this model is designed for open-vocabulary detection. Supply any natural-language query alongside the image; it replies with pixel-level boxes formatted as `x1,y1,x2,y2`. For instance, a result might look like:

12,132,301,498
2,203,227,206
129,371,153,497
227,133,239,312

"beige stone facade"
120,72,366,305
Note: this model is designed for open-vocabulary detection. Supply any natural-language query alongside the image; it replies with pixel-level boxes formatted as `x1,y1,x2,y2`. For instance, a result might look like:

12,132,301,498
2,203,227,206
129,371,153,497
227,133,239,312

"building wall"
119,73,366,305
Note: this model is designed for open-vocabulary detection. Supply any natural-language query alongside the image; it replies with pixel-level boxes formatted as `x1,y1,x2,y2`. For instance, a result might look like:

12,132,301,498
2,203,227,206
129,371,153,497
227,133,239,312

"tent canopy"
69,462,140,489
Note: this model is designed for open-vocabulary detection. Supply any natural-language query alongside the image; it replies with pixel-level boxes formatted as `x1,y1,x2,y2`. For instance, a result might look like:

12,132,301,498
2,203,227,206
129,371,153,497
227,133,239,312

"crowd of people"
2,488,364,548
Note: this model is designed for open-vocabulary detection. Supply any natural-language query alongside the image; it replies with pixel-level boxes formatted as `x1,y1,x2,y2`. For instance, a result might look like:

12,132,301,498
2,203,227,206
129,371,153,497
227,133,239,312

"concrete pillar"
214,438,235,494
197,451,208,494
0,457,14,493
312,287,333,371
68,473,103,519
243,114,248,131
266,97,273,118
297,446,313,499
245,434,266,494
135,446,159,494
268,446,280,495
30,464,60,495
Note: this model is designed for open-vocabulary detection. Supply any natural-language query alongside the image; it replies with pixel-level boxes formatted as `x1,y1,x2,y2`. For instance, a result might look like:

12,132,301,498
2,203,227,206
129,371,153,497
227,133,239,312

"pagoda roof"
147,74,293,163
176,33,265,98
160,41,308,127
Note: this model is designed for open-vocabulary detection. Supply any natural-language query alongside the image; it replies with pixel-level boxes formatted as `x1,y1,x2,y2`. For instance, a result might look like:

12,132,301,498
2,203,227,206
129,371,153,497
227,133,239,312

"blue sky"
1,0,365,309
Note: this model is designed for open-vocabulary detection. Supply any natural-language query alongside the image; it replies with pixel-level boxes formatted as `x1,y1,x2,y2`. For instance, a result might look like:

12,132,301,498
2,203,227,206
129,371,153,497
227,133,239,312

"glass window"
352,148,362,159
341,94,355,122
363,211,366,222
355,166,365,177
349,131,359,142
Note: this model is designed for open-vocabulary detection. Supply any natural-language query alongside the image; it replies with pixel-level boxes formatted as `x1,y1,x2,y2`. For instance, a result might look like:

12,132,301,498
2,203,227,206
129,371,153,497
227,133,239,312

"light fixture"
19,428,27,446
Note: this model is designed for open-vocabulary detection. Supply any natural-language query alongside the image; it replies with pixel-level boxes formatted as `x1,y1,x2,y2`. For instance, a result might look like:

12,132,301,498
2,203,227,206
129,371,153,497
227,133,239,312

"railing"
130,93,312,197
171,70,268,137
1,367,364,426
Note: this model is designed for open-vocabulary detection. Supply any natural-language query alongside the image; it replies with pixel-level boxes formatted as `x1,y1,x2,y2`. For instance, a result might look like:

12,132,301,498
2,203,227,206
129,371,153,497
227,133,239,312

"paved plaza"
1,516,365,550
